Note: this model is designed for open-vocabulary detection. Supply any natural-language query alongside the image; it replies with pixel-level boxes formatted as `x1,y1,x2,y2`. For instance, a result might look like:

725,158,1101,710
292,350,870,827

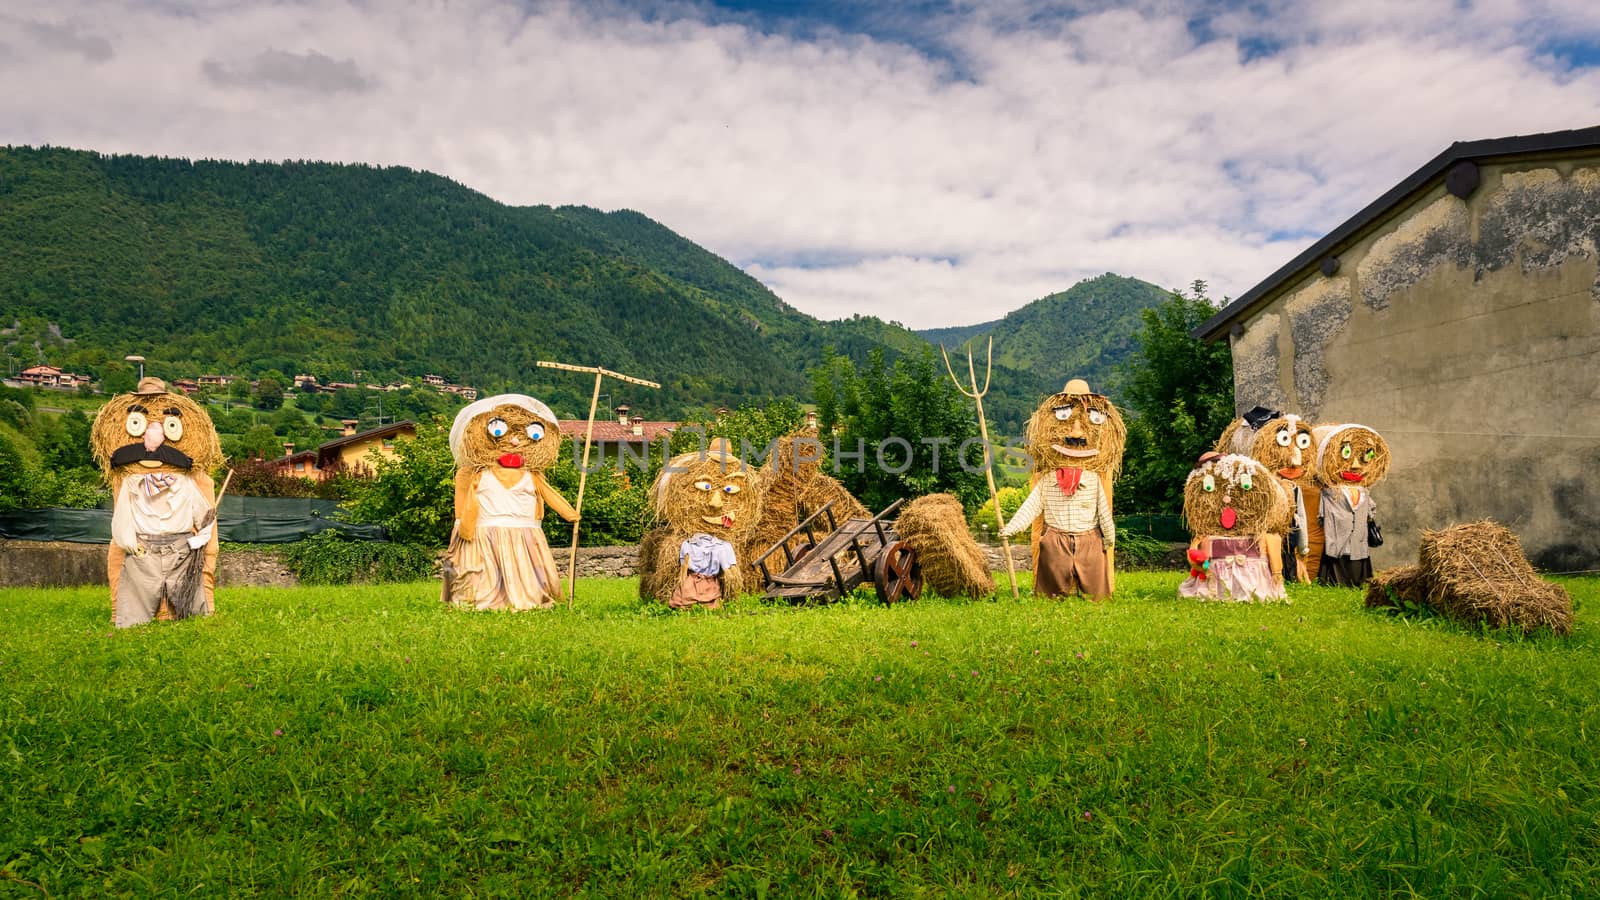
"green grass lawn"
2,574,1596,897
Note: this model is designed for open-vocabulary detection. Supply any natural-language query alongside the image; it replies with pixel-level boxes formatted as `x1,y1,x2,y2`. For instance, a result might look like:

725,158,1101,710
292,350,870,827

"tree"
809,347,987,512
254,376,285,411
1116,282,1235,514
344,417,457,546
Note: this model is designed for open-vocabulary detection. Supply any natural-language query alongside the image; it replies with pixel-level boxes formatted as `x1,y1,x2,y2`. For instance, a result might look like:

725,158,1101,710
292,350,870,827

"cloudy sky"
4,1,1599,328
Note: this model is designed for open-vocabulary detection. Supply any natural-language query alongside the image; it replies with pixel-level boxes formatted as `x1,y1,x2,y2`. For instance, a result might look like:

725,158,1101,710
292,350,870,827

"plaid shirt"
1001,471,1114,545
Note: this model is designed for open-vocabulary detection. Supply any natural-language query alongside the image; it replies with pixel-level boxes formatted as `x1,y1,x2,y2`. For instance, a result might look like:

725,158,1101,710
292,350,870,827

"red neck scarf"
1055,467,1084,494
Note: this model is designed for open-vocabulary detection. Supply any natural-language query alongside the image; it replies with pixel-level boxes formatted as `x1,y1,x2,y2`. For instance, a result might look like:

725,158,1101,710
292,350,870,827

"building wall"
334,428,414,472
1230,155,1600,570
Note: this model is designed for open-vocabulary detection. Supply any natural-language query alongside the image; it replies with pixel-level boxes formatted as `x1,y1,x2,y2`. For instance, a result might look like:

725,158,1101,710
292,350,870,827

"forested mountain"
0,146,947,418
917,274,1175,394
1,146,1154,430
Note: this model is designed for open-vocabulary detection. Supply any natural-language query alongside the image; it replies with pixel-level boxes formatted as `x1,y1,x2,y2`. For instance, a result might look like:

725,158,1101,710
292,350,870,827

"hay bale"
747,429,871,586
1416,520,1573,636
1364,564,1429,610
637,526,678,602
896,494,994,598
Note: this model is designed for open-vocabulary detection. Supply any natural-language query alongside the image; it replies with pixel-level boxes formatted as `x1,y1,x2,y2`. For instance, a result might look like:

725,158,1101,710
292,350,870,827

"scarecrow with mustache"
1215,405,1317,583
443,394,577,610
1179,452,1290,602
639,438,764,609
1001,379,1124,600
90,377,225,627
1313,423,1390,588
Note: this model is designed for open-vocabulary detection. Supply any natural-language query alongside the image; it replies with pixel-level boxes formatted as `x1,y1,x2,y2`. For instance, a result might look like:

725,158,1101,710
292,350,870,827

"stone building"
1196,126,1600,571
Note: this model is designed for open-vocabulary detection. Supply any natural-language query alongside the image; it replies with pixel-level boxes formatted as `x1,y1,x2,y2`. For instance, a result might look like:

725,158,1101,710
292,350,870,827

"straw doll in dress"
1179,452,1291,602
1000,378,1125,601
1313,424,1390,588
90,377,225,627
639,438,764,610
443,394,577,610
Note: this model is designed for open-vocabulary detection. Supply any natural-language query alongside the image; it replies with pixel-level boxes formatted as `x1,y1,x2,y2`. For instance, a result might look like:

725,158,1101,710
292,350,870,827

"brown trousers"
1035,526,1111,600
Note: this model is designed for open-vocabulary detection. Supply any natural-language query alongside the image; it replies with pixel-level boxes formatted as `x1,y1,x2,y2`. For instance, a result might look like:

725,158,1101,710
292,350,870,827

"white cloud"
2,0,1599,328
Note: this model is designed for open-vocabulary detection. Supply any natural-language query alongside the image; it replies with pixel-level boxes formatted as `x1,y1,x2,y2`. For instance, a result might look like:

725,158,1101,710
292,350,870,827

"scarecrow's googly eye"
163,416,183,441
486,418,508,439
1340,443,1353,460
1202,474,1216,492
1363,448,1376,462
1295,432,1312,449
1087,409,1107,425
1053,405,1073,421
1240,472,1253,491
694,480,714,491
722,483,740,495
1275,429,1292,447
125,411,147,437
526,423,544,441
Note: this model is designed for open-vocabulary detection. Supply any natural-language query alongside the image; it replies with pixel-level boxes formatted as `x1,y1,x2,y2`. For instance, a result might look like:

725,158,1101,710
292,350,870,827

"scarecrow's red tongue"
1220,507,1237,530
1340,471,1364,482
721,515,734,528
498,453,523,468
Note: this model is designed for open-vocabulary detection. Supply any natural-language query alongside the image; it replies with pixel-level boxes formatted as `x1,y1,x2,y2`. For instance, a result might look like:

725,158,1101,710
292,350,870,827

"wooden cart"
753,498,922,605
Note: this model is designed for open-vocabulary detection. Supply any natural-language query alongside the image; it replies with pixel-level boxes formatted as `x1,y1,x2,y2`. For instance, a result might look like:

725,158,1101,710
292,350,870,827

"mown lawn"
1,574,1596,897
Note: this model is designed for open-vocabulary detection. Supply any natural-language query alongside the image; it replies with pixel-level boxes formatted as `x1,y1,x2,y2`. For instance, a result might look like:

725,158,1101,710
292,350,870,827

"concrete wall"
1230,156,1600,570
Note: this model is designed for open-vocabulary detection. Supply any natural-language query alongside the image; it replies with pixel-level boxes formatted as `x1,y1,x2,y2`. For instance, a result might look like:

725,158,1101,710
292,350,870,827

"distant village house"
265,420,417,481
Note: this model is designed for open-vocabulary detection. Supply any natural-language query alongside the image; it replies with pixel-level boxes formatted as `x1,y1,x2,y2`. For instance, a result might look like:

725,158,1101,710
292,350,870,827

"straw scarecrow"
1001,379,1124,600
91,377,225,627
442,394,577,610
1178,452,1290,602
639,438,764,609
1313,423,1391,588
1215,406,1317,583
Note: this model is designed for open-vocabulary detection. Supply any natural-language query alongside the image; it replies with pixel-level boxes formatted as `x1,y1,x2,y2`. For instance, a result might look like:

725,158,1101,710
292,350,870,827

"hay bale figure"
896,494,994,598
1215,406,1319,583
1178,452,1290,602
91,377,225,628
443,394,576,610
1000,379,1125,600
1313,424,1391,588
638,438,765,609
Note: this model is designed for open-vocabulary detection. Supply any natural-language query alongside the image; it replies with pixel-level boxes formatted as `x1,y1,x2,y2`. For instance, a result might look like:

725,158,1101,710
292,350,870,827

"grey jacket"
1319,486,1375,560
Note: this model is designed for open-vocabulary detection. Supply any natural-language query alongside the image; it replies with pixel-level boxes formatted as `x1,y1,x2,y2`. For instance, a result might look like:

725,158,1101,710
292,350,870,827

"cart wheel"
791,542,814,564
873,542,922,605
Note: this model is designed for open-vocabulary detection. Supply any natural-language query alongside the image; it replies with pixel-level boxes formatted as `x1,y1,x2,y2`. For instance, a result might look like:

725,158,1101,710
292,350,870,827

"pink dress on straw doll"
1179,536,1287,602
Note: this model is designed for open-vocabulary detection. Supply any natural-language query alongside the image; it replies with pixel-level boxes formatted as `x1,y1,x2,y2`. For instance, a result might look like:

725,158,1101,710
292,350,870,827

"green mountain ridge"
917,273,1175,395
1,146,1145,431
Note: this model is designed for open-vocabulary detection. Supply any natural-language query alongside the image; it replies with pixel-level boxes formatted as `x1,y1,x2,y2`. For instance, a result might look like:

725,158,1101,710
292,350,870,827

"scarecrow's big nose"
1290,446,1302,466
144,426,164,452
706,491,724,509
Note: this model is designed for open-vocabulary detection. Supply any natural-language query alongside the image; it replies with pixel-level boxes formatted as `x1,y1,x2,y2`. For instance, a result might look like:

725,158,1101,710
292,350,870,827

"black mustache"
110,442,194,469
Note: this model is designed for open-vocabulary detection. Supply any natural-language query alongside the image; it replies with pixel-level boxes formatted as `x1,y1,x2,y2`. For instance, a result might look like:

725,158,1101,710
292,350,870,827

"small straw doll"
639,437,764,609
443,394,576,610
1312,424,1391,588
1179,452,1291,602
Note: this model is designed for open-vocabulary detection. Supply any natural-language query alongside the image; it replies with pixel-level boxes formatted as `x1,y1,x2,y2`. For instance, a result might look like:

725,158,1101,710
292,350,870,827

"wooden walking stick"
941,337,1020,599
536,360,661,606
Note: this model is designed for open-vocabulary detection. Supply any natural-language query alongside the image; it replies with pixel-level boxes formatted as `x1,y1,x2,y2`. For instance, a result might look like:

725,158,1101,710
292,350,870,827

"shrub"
278,531,437,585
